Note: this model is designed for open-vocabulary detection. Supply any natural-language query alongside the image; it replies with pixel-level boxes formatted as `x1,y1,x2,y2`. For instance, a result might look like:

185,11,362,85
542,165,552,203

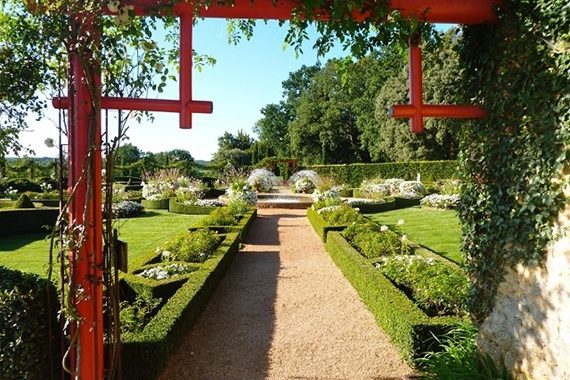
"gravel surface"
158,208,416,379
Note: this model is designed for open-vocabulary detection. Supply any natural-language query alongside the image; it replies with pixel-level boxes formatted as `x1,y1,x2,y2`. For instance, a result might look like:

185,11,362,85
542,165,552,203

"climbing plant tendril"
458,0,570,323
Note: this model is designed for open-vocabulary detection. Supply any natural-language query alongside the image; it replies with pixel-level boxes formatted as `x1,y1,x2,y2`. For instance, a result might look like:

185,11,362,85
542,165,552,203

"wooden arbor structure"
50,0,499,378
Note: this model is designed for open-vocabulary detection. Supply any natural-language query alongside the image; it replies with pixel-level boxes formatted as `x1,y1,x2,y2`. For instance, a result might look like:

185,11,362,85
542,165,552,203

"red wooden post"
409,35,424,133
68,17,104,380
391,38,488,133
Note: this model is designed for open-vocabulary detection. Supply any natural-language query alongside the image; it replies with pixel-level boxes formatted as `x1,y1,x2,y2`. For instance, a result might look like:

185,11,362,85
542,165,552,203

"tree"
367,29,463,161
289,58,368,164
211,130,254,168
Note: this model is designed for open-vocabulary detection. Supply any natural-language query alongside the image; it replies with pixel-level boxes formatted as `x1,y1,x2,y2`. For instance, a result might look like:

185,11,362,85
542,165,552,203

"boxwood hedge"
0,267,61,380
324,232,463,362
308,160,458,187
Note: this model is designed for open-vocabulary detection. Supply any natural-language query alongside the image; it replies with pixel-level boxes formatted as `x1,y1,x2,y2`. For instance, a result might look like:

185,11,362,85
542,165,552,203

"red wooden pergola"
49,1,499,378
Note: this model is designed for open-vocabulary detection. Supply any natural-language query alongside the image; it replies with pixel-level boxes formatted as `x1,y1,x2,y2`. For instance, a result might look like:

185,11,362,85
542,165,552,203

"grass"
366,206,463,264
0,210,206,278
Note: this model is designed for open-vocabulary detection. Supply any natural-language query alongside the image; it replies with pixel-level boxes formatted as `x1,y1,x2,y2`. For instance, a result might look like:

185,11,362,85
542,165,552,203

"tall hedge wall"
307,160,457,187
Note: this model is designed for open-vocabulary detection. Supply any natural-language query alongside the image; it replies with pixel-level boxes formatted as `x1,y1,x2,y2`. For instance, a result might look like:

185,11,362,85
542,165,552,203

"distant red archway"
48,1,499,378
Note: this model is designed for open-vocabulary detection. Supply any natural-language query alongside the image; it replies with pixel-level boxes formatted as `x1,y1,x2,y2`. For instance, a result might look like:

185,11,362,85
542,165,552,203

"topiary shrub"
0,267,61,379
13,194,35,209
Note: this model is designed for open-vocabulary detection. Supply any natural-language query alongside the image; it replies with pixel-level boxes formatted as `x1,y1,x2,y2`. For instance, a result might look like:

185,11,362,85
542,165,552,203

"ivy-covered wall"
458,0,569,323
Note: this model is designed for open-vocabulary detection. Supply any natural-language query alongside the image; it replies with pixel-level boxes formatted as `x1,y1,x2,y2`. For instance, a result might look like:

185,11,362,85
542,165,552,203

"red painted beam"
391,104,488,118
53,97,213,114
115,0,499,24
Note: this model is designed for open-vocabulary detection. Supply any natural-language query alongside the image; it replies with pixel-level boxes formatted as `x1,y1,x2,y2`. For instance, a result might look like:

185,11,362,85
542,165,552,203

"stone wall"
477,205,570,379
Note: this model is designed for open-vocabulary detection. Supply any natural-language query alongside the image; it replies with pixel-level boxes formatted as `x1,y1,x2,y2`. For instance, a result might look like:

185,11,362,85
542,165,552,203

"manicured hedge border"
306,207,347,242
121,231,241,380
189,208,258,242
394,197,421,208
141,198,170,210
351,198,397,214
168,198,217,215
324,231,462,362
0,208,58,236
308,160,458,187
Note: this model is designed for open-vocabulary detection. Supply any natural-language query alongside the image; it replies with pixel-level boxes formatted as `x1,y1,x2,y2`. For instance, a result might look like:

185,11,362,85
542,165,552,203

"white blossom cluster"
398,181,426,198
289,170,321,193
136,263,193,281
360,180,390,197
226,183,257,205
312,187,341,202
184,199,224,207
346,198,382,206
316,205,343,215
374,254,436,269
420,194,460,209
247,169,279,192
112,201,144,218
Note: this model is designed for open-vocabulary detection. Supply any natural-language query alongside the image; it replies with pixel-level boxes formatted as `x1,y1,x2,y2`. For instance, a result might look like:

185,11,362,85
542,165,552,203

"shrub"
120,296,162,337
359,179,390,198
343,222,410,259
247,168,279,192
421,194,460,210
162,229,221,262
174,177,206,202
0,267,60,380
13,194,35,209
225,180,257,205
112,201,144,218
196,206,241,227
312,186,341,202
384,178,405,194
289,170,321,193
318,203,363,225
398,181,426,198
377,255,469,316
312,197,344,211
419,323,512,379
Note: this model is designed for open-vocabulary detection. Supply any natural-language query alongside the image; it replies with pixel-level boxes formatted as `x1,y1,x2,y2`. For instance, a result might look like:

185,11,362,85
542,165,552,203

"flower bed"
306,206,361,242
346,197,396,213
324,231,463,362
168,198,219,215
121,229,243,380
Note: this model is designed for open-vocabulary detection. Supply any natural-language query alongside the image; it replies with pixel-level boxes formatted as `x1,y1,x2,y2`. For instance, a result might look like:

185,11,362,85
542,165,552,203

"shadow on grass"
0,233,49,251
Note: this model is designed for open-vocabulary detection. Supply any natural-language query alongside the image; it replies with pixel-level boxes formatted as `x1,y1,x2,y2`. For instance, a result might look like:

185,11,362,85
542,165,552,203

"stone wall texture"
478,205,570,379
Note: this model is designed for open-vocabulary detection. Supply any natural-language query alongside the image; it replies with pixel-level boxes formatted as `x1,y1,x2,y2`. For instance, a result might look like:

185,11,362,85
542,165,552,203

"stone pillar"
477,204,570,379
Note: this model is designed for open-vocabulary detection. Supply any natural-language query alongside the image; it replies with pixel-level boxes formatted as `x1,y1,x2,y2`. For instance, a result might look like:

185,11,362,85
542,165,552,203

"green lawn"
366,206,463,264
0,210,205,278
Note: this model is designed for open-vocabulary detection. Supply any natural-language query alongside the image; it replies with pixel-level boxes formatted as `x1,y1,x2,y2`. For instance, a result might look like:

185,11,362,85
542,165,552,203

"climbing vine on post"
458,0,570,323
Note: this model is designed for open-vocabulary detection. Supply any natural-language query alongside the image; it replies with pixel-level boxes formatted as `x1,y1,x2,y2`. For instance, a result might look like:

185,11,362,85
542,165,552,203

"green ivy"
458,0,570,323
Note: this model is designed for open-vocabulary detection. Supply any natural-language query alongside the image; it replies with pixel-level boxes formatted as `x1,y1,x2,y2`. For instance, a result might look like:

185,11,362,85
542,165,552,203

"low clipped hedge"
121,231,242,380
190,208,257,242
349,198,397,213
324,232,462,362
0,208,58,236
168,198,217,215
308,160,458,187
141,198,170,210
306,207,348,242
0,267,61,380
394,197,422,208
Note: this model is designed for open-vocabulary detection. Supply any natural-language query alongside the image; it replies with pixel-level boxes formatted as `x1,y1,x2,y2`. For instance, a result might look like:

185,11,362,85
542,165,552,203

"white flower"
398,219,405,226
380,225,389,232
401,235,407,241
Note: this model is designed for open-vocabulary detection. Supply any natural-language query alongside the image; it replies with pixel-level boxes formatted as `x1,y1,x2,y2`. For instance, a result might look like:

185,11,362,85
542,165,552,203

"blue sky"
21,19,347,161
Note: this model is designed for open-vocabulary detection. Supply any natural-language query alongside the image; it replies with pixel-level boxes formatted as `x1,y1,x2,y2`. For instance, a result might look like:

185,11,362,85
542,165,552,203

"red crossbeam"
391,37,487,133
120,0,499,24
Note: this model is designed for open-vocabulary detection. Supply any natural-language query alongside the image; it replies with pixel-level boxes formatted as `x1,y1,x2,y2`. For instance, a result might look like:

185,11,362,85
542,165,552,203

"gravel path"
158,208,416,379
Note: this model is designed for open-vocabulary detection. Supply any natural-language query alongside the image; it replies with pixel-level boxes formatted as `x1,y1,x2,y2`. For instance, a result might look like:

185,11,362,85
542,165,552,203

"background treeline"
210,29,464,168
